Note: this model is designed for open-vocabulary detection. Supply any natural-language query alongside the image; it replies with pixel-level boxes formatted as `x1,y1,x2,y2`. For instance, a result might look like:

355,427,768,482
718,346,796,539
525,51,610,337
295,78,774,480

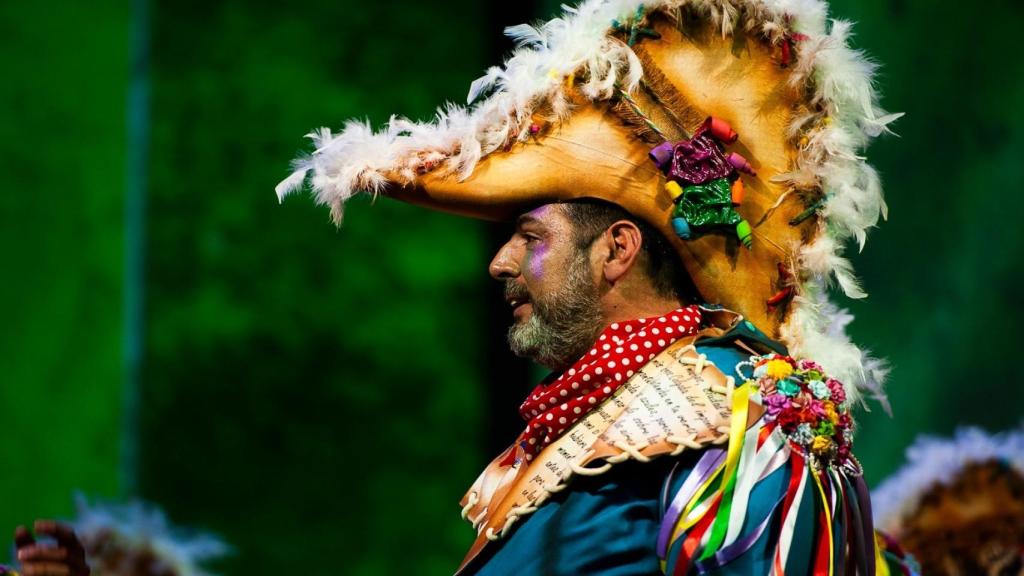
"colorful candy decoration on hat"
739,353,857,471
649,117,754,249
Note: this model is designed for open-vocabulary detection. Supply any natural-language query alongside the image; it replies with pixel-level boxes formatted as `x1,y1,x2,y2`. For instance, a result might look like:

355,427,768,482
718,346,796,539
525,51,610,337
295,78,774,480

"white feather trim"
871,426,1024,534
779,285,889,410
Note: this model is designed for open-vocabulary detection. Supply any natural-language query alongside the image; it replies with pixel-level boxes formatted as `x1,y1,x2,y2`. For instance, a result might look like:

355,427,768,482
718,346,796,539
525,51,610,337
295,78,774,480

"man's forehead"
515,203,567,228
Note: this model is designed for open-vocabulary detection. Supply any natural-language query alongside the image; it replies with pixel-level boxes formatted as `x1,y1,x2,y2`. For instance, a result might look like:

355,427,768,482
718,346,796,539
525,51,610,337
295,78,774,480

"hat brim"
386,17,810,337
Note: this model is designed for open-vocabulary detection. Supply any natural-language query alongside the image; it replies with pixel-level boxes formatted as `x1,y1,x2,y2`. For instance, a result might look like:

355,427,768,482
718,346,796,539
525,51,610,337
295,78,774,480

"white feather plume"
780,284,889,410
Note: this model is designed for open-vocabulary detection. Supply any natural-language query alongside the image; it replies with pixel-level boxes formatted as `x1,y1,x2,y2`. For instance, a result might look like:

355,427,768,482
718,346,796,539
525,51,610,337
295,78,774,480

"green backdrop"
2,0,1022,574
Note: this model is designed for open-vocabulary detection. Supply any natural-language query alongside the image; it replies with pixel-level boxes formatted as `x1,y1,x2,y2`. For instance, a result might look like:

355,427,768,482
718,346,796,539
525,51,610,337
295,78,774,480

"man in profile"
275,0,902,574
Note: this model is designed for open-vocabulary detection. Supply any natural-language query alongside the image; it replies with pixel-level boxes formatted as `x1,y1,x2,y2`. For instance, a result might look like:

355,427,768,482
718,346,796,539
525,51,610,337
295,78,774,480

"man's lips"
505,293,532,320
507,296,528,308
511,301,532,321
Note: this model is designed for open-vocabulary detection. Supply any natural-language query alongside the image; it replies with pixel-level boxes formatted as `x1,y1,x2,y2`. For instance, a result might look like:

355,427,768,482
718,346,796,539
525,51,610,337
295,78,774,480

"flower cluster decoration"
741,353,856,470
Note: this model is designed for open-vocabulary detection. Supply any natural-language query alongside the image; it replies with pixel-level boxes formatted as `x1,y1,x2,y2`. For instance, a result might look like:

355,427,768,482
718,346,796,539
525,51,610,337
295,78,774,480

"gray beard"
506,250,605,372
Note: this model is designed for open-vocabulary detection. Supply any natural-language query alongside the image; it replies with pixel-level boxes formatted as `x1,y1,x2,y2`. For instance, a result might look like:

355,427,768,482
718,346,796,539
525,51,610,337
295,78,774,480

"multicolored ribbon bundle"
658,354,890,575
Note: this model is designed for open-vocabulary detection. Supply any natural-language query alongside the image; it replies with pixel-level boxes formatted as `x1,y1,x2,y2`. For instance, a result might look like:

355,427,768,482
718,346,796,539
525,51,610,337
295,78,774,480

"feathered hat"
276,0,899,405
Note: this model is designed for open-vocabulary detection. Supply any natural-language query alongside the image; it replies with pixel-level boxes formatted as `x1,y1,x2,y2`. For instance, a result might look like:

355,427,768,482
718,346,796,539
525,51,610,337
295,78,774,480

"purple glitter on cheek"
521,205,558,280
527,242,548,279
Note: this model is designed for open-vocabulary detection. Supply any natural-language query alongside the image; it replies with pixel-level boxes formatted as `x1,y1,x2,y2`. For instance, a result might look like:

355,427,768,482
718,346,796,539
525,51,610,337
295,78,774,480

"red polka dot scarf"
516,305,703,460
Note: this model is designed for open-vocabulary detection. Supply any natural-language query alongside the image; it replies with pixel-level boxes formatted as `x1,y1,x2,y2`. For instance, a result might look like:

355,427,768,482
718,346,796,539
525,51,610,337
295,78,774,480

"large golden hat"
277,0,899,403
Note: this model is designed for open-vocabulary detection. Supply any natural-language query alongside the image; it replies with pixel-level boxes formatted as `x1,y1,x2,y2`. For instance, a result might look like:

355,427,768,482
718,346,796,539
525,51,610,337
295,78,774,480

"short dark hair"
559,199,699,302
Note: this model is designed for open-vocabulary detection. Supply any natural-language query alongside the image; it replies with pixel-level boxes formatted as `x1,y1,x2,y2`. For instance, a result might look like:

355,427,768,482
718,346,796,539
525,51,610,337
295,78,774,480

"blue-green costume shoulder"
465,342,811,575
464,324,897,576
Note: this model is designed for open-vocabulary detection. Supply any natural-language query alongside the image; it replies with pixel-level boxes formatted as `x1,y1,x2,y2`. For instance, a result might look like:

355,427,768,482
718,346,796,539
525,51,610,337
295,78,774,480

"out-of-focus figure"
873,427,1024,575
3,498,228,576
72,497,229,576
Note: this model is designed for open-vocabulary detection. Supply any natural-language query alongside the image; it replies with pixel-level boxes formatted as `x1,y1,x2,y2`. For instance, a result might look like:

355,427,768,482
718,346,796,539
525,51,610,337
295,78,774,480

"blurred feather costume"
873,427,1024,575
72,497,228,576
277,0,901,573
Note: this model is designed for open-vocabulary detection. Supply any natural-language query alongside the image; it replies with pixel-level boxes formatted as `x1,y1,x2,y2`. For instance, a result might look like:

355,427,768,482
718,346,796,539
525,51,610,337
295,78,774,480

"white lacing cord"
673,345,736,401
672,345,708,375
484,464,582,541
612,440,651,462
471,506,489,530
569,448,612,476
710,376,736,401
666,433,703,456
460,491,479,520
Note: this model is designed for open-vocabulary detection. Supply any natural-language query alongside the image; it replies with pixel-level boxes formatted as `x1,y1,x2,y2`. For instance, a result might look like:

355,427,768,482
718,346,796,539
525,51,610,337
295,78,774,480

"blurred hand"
14,520,89,576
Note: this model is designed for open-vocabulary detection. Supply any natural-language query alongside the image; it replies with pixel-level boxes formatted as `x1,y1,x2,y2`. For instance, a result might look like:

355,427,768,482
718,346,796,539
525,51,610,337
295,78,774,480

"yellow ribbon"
667,383,751,546
811,468,835,576
874,533,892,576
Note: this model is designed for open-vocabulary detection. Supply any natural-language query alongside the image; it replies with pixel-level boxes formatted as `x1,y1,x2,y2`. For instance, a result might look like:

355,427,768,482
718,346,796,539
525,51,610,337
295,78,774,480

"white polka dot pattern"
516,305,702,457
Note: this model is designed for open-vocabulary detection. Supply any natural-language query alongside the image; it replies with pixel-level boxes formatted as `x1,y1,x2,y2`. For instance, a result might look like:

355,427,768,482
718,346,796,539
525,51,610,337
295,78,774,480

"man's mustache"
504,281,530,301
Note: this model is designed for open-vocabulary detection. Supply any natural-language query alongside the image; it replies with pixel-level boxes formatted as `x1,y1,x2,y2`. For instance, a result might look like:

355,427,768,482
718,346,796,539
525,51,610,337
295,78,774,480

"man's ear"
600,220,644,284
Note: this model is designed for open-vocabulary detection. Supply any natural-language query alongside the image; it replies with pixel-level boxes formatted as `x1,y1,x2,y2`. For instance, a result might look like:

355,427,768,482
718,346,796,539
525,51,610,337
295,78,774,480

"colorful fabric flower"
809,398,828,419
797,359,823,373
777,410,802,430
808,379,831,400
826,378,846,404
816,420,836,437
823,401,839,425
763,393,790,418
812,435,834,456
765,359,794,379
777,378,801,397
744,352,854,468
793,423,815,446
838,413,852,429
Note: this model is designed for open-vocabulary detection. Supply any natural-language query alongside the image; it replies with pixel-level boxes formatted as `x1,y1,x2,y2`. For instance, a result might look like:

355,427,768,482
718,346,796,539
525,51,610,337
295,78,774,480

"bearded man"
499,201,696,373
466,199,792,574
277,0,904,574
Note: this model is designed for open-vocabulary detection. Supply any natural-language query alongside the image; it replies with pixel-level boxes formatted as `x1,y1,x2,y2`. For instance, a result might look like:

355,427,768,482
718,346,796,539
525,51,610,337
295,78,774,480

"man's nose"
488,241,520,280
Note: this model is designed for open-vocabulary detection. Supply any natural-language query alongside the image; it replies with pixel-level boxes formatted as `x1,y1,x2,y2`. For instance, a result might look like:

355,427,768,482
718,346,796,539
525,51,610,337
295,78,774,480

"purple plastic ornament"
668,133,733,186
726,152,756,175
649,141,674,172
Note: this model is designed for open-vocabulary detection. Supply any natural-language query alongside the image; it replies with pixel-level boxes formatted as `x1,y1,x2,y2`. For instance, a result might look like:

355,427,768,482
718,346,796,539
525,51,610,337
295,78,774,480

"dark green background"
2,0,1021,573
